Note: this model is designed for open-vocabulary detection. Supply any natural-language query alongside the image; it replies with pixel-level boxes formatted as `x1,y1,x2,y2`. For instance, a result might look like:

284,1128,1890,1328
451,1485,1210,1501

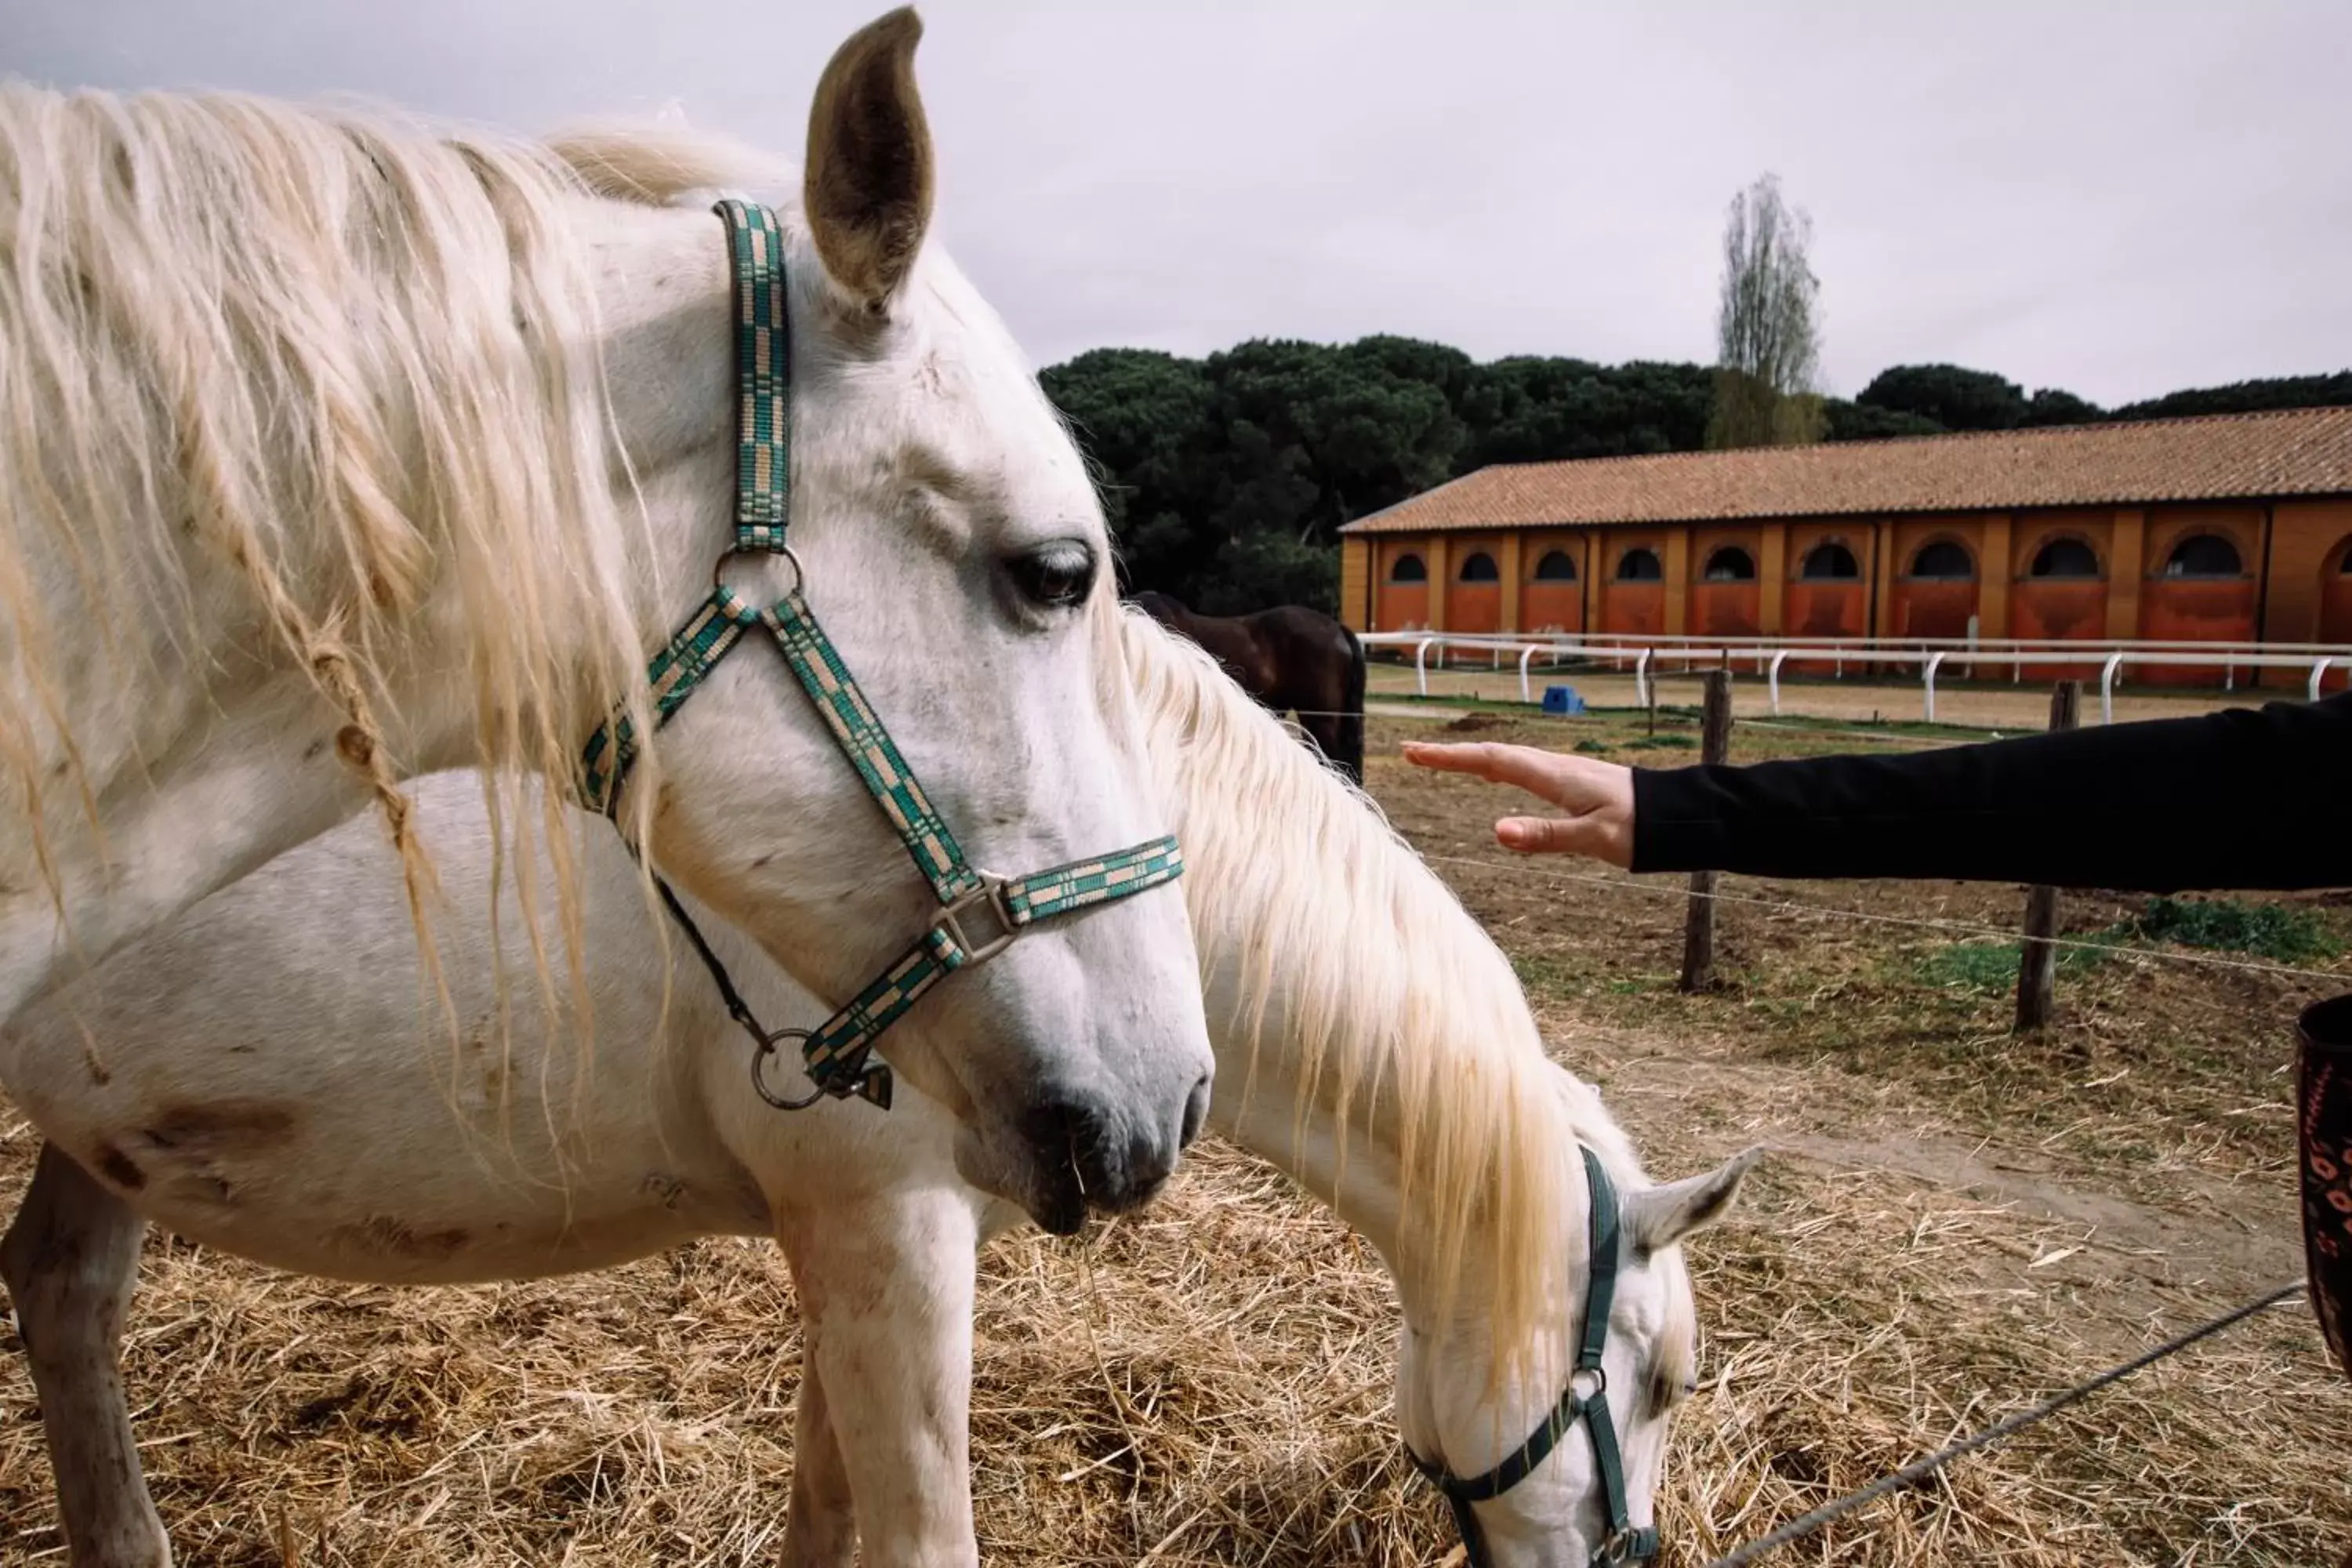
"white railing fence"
1357,630,2352,724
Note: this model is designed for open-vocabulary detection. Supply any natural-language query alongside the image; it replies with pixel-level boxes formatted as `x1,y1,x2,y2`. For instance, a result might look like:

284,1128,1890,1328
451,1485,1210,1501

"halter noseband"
579,200,1183,1112
1407,1146,1659,1566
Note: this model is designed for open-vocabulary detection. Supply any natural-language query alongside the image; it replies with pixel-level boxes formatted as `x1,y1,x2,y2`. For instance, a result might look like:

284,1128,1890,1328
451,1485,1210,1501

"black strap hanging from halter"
1409,1145,1660,1566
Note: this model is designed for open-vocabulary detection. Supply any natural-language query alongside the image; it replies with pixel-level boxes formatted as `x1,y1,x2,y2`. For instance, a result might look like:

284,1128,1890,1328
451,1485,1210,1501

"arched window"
1617,547,1663,583
2030,538,2101,579
1800,542,1860,580
1458,551,1500,583
2163,534,2242,578
1909,540,1975,579
1388,553,1428,584
1702,546,1757,582
1533,549,1578,582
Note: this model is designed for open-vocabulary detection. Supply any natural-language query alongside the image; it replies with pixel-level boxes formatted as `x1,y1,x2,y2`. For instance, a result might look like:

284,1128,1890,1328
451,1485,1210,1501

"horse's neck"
1207,1004,1418,1269
1186,829,1540,1334
1193,874,1623,1433
1130,616,1628,1356
0,198,730,1022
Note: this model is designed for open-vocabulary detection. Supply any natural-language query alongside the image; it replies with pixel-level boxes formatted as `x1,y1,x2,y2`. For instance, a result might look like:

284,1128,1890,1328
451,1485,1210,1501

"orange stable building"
1336,408,2352,689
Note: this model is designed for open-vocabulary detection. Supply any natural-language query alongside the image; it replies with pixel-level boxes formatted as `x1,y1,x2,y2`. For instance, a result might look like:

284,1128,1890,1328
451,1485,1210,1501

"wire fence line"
1414,851,2349,986
1695,1282,2308,1568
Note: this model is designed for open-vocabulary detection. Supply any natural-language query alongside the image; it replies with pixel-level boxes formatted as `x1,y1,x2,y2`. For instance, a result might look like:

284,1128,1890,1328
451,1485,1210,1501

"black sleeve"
1628,691,2352,892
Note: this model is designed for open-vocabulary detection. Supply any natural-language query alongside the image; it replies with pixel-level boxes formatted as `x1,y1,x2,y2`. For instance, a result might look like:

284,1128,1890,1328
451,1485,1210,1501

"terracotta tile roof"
1338,406,2352,535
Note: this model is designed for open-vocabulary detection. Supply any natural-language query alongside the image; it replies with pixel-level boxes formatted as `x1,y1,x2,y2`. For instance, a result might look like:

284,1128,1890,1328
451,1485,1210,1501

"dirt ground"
0,705,2345,1565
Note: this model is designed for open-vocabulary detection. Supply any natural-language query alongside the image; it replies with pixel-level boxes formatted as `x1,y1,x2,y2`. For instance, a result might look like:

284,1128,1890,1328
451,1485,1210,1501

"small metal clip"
932,874,1021,965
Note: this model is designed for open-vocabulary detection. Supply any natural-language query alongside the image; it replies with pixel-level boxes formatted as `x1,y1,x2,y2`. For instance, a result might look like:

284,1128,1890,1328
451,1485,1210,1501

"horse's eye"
1008,543,1096,609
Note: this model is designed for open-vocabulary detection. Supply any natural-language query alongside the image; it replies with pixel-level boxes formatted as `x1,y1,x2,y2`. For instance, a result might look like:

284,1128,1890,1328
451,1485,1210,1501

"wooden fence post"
1679,670,1733,993
2014,680,2082,1032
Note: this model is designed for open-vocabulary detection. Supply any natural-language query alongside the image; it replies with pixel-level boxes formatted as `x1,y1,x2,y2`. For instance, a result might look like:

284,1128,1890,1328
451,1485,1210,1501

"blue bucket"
1541,684,1585,716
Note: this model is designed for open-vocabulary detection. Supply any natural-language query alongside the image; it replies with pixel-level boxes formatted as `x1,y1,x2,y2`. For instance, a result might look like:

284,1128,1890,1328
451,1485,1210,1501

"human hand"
1399,741,1636,866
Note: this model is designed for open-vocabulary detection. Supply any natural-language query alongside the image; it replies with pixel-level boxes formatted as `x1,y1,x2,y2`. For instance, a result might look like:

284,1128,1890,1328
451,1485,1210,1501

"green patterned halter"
1408,1147,1660,1566
579,199,1184,1112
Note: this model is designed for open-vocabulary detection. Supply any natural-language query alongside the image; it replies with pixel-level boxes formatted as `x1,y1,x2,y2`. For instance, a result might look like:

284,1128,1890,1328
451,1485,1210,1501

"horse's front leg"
776,1186,980,1568
779,1352,858,1568
0,1142,172,1567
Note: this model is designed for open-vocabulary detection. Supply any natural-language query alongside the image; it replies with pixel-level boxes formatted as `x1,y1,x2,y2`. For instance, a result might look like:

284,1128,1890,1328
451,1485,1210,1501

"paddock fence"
1357,630,2352,724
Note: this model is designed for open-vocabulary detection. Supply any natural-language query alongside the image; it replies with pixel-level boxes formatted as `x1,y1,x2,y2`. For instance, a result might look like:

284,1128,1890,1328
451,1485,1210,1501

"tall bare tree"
1707,173,1826,448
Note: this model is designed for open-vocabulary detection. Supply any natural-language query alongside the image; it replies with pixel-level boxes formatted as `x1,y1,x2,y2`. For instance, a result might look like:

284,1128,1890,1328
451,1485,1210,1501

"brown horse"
1127,591,1366,783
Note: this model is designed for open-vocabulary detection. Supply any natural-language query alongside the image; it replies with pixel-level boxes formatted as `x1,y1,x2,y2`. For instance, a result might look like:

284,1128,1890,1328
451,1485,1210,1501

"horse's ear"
1622,1145,1761,1257
804,7,935,314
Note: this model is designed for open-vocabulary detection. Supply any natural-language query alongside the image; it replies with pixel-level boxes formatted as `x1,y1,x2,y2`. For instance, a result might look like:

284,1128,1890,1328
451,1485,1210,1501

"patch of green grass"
1508,953,1581,1000
1603,975,1669,996
1631,733,1700,751
1914,936,2118,993
2125,895,2341,964
1914,942,2021,993
1573,738,1616,756
1509,953,1681,1006
1906,897,2338,994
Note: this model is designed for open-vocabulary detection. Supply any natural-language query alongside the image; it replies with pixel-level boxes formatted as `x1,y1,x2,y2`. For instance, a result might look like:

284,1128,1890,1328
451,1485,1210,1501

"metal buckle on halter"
933,874,1021,965
1595,1527,1640,1566
751,1028,895,1112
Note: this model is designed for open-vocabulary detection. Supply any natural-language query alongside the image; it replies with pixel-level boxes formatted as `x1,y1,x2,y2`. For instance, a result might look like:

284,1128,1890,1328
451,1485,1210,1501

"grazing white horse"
3,614,1754,1567
0,13,1212,1234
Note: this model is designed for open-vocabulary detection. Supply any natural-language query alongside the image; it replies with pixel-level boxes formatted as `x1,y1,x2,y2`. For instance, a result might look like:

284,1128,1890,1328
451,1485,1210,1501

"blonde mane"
0,84,782,1001
1119,609,1644,1364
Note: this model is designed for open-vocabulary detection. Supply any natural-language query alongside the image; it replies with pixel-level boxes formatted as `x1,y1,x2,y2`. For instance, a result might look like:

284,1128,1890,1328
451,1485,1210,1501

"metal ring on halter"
751,1029,829,1111
713,542,805,602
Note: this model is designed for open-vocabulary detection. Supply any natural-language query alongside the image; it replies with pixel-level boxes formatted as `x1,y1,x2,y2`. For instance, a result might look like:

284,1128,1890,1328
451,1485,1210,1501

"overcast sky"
9,1,2348,406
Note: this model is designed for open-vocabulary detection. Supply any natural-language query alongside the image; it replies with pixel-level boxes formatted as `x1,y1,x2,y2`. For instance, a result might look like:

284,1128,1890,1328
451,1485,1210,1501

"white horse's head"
591,11,1211,1231
1396,1130,1759,1566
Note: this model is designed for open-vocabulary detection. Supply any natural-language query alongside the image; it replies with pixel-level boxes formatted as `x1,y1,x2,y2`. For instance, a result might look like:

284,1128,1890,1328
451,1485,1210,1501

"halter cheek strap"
1409,1146,1660,1566
578,199,1183,1111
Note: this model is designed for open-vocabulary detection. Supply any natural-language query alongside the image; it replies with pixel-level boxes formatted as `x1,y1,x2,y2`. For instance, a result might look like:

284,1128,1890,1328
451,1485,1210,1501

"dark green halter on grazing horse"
1127,590,1367,784
1409,1146,1661,1567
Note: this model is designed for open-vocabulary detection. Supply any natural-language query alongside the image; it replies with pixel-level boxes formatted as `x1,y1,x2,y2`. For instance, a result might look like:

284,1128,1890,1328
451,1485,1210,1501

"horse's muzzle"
1018,1088,1189,1235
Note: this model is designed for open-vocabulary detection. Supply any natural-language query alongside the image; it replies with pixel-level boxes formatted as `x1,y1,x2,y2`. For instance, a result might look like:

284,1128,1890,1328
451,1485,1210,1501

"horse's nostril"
1022,1096,1108,1199
1179,1072,1211,1149
1023,1097,1101,1152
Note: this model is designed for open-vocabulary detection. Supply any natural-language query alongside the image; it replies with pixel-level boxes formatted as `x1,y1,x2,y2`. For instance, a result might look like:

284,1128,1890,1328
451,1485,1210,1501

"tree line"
1040,338,2352,615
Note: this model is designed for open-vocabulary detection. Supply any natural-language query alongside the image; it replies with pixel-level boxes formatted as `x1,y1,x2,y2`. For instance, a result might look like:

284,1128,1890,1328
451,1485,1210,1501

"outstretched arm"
1404,691,2352,893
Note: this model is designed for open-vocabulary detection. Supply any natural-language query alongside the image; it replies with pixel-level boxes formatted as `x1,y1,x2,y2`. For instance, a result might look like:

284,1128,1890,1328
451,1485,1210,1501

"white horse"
0,13,1213,1234
3,613,1755,1567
